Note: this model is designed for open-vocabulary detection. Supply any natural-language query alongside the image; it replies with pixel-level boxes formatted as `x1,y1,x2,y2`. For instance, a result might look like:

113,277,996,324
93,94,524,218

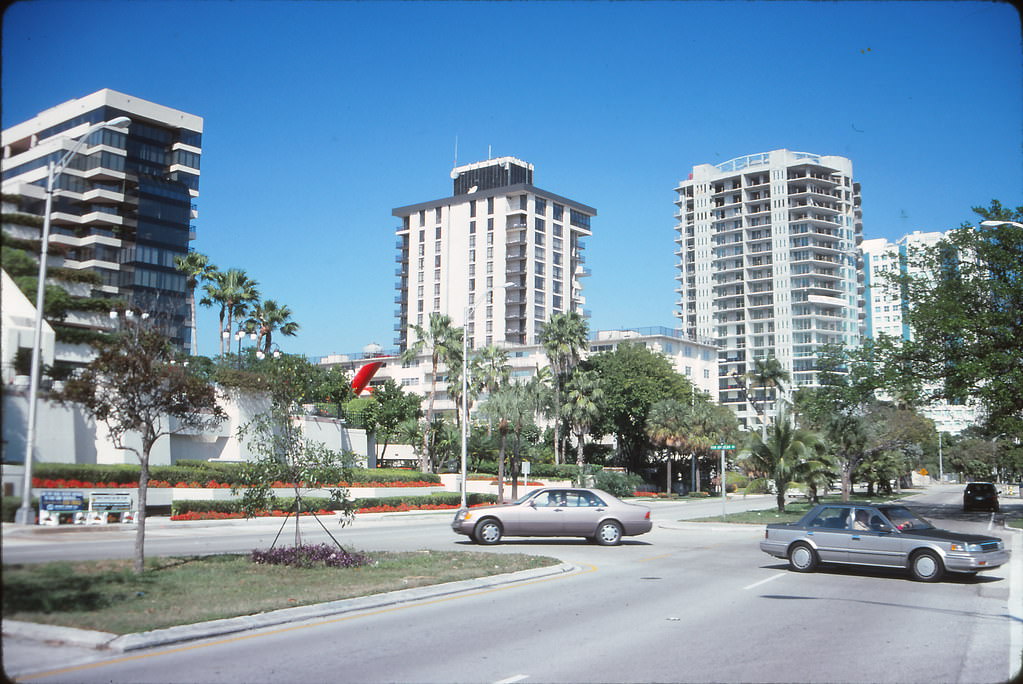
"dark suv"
963,482,999,512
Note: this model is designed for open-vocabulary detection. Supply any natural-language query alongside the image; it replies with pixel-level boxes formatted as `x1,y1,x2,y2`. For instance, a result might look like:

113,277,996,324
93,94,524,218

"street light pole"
15,117,131,525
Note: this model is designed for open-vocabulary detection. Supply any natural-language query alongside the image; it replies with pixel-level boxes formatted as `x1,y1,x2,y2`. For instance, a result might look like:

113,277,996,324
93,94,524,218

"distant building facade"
2,89,203,354
391,157,595,351
860,230,979,434
674,149,863,429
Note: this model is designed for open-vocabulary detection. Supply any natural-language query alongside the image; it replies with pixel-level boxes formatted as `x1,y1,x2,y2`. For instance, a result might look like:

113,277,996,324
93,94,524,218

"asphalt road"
4,486,1021,683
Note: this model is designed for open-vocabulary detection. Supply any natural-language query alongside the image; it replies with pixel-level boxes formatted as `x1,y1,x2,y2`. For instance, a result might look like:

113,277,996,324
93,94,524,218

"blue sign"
40,491,85,512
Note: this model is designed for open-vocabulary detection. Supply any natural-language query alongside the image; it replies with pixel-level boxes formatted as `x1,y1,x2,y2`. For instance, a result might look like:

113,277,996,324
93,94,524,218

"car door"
803,506,854,563
523,490,569,536
846,508,904,567
559,490,606,536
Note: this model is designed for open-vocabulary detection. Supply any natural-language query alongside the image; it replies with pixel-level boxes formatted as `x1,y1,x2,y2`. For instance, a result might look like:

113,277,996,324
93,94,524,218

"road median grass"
2,550,559,634
690,491,911,525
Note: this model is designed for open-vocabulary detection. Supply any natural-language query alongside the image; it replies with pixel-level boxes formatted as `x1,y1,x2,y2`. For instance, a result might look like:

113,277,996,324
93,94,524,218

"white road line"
494,675,530,684
743,573,785,591
1009,529,1022,682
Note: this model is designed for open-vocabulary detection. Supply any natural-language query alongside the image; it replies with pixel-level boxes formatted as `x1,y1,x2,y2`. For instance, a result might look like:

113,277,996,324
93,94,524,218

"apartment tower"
674,149,863,428
392,157,595,351
2,89,202,350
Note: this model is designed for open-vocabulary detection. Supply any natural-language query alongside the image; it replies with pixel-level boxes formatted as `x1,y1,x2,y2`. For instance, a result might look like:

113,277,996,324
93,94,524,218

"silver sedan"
452,487,652,546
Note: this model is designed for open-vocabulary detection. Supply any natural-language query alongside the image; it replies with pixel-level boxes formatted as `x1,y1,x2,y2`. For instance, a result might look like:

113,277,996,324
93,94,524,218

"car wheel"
473,519,502,545
594,520,623,546
910,550,944,582
788,542,819,573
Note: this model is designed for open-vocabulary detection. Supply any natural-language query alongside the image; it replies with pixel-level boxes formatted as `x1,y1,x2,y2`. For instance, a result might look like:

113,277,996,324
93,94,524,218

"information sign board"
709,444,736,450
90,492,133,512
40,491,85,512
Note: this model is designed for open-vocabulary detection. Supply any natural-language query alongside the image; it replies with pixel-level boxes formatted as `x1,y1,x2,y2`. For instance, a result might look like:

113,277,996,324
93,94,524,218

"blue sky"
3,1,1020,358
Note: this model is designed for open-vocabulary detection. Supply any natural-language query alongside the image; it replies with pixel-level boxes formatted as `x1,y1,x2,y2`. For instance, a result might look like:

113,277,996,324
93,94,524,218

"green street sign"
710,444,735,450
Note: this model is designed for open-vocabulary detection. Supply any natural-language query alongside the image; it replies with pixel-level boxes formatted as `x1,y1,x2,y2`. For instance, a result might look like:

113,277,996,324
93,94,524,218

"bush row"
169,492,498,516
471,461,586,480
30,462,442,487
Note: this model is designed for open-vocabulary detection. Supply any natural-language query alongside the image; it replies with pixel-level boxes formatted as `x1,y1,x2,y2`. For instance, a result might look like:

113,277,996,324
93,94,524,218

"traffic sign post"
709,445,735,519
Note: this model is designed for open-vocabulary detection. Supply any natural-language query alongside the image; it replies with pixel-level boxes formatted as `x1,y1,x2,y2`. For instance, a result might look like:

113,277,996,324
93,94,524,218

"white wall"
1,387,371,497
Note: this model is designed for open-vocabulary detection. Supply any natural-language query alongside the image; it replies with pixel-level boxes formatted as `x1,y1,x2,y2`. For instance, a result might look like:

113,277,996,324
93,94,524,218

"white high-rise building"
860,230,979,434
861,230,947,340
392,157,595,351
674,149,863,428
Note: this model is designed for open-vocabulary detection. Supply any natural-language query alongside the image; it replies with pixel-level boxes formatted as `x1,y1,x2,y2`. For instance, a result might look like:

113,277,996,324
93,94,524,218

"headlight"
456,510,472,522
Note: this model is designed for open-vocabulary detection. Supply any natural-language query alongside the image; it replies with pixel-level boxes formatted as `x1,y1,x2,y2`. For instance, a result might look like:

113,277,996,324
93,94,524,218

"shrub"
250,544,371,569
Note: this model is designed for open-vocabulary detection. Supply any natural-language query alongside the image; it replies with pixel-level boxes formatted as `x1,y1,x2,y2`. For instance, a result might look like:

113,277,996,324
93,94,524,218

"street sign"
710,444,735,450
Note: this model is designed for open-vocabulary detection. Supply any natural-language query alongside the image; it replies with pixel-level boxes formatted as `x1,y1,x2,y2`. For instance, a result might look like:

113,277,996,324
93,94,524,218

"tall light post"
459,283,513,508
15,116,132,525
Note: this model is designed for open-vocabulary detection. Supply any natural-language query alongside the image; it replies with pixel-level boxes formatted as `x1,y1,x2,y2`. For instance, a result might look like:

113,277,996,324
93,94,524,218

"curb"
3,562,577,653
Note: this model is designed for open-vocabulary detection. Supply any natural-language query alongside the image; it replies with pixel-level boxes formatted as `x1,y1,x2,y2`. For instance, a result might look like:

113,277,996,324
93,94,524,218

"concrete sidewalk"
2,561,576,679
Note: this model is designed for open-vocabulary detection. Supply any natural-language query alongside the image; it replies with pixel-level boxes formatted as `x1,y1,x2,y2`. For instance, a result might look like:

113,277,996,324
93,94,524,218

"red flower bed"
632,491,658,497
32,478,172,489
32,478,439,490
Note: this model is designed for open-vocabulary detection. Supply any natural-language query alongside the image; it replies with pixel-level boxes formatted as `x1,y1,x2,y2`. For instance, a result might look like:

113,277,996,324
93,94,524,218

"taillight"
645,510,651,520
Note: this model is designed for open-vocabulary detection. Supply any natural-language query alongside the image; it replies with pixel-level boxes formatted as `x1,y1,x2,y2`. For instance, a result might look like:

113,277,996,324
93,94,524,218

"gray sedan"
760,502,1009,581
452,487,652,546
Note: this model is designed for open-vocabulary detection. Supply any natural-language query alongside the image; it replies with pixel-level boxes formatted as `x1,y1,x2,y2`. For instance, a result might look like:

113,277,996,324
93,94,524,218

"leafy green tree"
480,382,535,501
883,201,1023,436
401,313,462,471
586,343,693,472
236,404,355,548
563,369,603,467
368,380,422,462
174,251,217,356
539,311,589,464
744,415,823,512
60,325,226,573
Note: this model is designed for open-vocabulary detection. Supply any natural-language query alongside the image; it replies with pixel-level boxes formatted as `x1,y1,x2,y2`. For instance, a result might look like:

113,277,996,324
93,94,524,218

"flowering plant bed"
170,501,493,521
33,477,440,490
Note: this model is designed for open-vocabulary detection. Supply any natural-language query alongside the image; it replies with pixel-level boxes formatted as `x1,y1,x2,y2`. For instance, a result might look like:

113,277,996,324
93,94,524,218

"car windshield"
513,489,543,505
878,505,934,531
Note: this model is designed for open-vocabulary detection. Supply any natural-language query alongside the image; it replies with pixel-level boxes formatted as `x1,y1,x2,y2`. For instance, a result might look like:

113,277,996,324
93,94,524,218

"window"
535,246,546,260
553,223,563,237
435,254,441,267
487,197,494,214
535,218,545,232
435,226,442,240
435,207,442,223
535,276,545,290
470,200,477,218
535,197,547,215
570,210,590,229
469,235,476,248
469,221,476,234
535,305,545,319
535,231,545,245
419,210,426,227
553,203,563,221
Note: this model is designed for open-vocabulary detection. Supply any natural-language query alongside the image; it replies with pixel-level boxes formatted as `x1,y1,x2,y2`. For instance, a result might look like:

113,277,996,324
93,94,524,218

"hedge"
30,462,442,488
472,461,582,480
170,492,498,516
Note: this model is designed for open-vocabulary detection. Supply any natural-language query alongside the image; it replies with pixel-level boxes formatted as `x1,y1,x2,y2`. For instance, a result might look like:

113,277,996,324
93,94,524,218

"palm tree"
646,398,690,494
401,313,462,472
174,252,217,356
474,344,511,397
563,369,603,467
539,311,589,464
201,268,259,356
480,383,531,502
248,299,299,354
736,357,791,438
744,413,822,512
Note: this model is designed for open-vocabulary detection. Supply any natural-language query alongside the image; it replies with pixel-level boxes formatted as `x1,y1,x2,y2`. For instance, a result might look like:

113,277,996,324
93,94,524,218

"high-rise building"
861,230,947,341
674,149,863,428
392,157,595,351
2,89,203,351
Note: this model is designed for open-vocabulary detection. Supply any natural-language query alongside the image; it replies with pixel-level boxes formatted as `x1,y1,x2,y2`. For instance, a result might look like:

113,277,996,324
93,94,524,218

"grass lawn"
2,550,559,634
692,491,912,525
